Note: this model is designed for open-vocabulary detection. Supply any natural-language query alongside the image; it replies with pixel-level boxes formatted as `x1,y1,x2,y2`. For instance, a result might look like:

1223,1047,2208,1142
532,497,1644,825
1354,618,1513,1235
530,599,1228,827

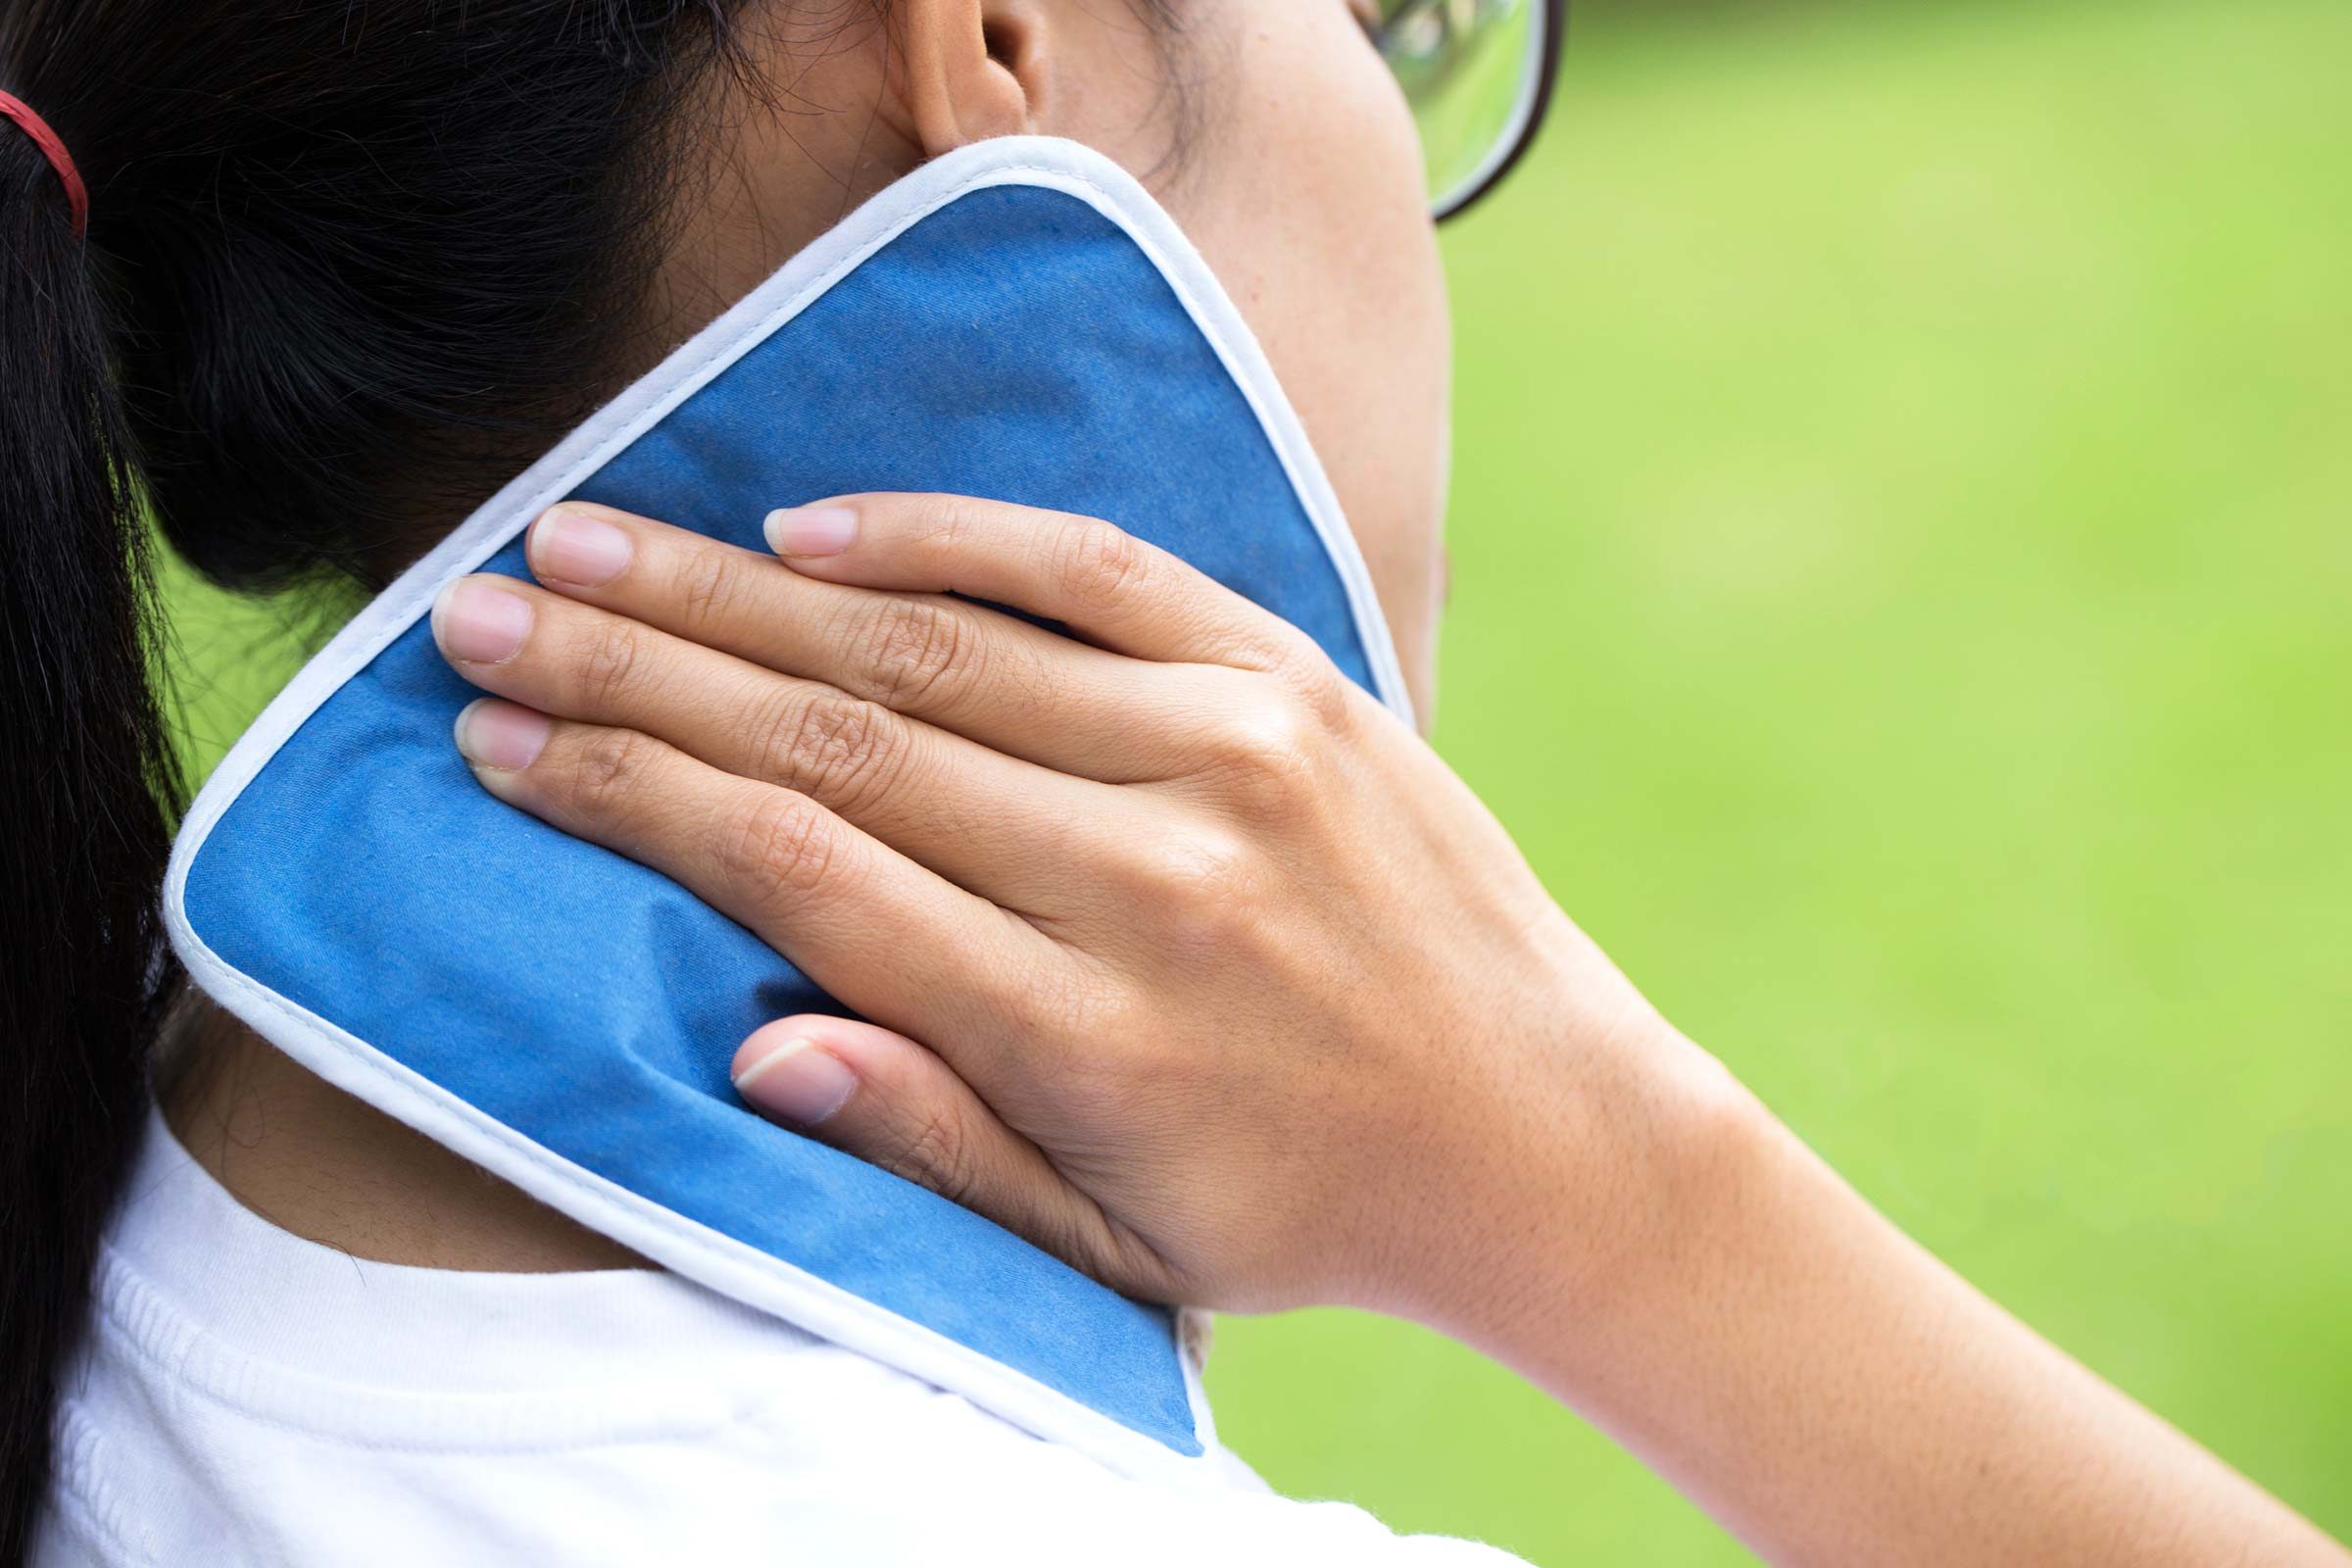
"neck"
157,994,647,1273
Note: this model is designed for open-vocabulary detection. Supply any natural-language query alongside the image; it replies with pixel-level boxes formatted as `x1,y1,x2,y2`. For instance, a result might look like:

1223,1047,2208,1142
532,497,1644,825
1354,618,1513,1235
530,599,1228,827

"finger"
731,1016,1163,1296
431,571,1149,913
764,492,1337,683
452,699,1053,1092
522,503,1214,782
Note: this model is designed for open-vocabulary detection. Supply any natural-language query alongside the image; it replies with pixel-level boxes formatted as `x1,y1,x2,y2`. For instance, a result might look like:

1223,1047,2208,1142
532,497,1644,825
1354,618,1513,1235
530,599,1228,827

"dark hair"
1,0,1195,1550
0,1,769,1552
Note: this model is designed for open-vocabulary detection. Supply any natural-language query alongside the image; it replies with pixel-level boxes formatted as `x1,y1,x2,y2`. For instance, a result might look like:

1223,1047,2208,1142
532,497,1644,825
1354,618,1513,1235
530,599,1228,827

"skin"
168,0,1445,1268
164,0,2348,1562
435,494,2350,1566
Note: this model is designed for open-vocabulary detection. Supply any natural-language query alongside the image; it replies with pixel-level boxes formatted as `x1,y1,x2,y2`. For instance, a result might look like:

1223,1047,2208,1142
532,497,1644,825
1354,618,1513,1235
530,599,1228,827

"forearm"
1446,1033,2344,1567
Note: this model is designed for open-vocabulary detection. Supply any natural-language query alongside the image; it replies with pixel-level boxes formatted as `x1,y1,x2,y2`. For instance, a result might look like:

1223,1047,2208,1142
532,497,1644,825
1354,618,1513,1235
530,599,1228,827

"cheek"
1161,7,1454,717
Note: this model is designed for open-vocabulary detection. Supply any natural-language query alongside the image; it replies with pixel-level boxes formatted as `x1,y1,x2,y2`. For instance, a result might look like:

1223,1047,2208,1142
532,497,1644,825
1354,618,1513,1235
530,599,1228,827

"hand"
430,495,1712,1320
430,498,2351,1568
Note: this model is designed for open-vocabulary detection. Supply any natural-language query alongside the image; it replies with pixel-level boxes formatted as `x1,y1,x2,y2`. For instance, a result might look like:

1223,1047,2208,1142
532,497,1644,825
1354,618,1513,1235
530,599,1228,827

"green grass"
1206,0,2352,1559
159,0,2351,1559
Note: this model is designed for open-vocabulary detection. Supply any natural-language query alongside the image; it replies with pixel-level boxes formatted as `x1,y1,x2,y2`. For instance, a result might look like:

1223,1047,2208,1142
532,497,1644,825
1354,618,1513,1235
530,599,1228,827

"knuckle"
575,615,645,707
1213,689,1315,768
1258,628,1352,724
888,1102,977,1205
1055,516,1149,609
760,689,906,811
855,596,976,709
714,789,838,897
566,726,659,810
913,494,985,554
1204,686,1325,814
1128,827,1260,945
671,546,742,635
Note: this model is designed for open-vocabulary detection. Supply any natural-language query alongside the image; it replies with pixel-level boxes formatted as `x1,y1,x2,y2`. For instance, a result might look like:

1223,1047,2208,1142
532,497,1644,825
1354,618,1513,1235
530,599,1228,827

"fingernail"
454,699,551,771
530,508,633,587
763,506,858,558
432,577,534,664
732,1036,856,1124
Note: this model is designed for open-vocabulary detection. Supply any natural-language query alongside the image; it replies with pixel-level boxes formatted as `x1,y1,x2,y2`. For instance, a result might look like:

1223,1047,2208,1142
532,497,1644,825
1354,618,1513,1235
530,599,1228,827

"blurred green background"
162,0,2349,1560
1213,0,2352,1559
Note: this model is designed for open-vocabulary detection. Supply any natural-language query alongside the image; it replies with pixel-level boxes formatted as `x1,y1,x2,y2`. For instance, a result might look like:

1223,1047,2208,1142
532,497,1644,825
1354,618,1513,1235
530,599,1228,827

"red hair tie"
0,90,89,240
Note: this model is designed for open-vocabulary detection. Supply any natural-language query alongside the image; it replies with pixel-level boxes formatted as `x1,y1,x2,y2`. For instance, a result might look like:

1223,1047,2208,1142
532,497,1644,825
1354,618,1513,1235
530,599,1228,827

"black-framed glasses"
1373,0,1569,221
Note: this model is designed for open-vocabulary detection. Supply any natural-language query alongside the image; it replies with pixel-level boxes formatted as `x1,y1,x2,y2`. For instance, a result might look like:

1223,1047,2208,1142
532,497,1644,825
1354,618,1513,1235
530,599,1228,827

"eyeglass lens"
1376,0,1566,220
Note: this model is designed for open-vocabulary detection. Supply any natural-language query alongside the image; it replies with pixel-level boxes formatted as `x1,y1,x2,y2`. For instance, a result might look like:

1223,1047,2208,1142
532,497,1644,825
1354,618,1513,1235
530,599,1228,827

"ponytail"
0,0,794,1552
0,103,180,1558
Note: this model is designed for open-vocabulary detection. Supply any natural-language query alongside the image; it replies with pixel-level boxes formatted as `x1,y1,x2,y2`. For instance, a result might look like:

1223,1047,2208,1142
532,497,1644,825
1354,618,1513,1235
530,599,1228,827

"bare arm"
1444,1050,2339,1566
430,492,2346,1565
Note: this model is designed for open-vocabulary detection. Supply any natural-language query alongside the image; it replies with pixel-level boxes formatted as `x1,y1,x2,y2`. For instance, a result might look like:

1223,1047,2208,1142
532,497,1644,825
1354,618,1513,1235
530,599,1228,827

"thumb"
731,1016,1154,1293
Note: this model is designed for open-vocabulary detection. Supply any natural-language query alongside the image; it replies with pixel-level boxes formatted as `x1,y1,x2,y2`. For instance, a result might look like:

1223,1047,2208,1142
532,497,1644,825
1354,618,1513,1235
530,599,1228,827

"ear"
895,0,1047,157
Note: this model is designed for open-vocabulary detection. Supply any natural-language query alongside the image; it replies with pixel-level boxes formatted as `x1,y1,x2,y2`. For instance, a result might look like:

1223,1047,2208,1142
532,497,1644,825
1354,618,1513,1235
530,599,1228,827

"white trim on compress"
165,135,1403,1488
173,911,1233,1489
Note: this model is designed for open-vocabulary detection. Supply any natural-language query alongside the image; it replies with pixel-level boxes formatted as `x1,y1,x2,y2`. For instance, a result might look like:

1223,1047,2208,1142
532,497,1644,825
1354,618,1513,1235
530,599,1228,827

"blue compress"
168,137,1410,1481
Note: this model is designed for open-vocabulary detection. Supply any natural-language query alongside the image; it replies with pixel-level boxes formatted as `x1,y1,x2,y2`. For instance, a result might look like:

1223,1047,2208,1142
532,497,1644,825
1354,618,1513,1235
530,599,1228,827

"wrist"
1379,992,1774,1385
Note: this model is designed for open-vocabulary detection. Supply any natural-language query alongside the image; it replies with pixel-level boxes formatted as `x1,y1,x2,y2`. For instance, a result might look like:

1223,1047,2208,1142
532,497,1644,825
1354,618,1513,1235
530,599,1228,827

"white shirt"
37,1108,1529,1566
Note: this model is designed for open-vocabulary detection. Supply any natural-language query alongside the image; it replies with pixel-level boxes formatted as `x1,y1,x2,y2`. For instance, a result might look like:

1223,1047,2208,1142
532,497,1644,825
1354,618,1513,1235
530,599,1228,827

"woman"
2,0,2340,1563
